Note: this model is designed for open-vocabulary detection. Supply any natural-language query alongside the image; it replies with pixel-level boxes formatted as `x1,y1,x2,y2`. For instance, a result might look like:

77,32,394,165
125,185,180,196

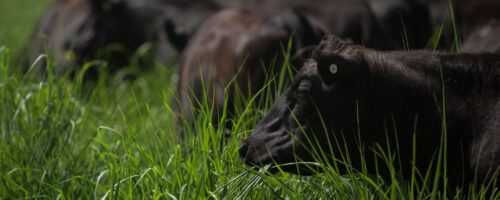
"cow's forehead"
313,35,353,59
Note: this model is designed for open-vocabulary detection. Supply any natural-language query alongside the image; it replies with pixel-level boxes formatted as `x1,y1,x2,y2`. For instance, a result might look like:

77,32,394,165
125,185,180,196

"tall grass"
1,39,499,199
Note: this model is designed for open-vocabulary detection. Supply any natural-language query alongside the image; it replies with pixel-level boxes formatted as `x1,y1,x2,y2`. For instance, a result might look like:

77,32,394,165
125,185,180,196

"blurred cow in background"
457,0,500,53
173,7,325,136
462,19,500,53
26,0,157,76
229,0,432,50
23,0,220,77
417,0,500,53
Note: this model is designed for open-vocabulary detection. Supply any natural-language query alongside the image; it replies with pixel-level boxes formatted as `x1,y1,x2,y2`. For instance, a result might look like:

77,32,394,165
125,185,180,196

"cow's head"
65,0,146,67
239,35,374,174
30,0,162,75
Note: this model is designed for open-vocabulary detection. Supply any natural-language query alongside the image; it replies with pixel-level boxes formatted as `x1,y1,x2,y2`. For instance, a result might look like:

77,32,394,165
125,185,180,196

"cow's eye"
317,60,339,84
329,63,338,74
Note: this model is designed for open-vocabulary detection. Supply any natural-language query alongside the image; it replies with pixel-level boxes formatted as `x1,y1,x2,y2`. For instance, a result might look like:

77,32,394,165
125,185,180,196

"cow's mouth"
239,127,321,175
239,140,321,175
238,131,288,167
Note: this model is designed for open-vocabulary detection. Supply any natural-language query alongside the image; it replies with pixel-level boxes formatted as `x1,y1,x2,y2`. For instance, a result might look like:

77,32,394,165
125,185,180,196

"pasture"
0,0,498,199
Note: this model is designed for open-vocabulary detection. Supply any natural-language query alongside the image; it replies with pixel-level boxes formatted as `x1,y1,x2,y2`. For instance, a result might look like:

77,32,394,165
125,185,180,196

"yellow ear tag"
329,63,338,74
64,50,75,61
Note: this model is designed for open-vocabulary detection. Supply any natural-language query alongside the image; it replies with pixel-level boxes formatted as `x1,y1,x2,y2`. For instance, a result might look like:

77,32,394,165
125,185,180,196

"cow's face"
239,35,371,174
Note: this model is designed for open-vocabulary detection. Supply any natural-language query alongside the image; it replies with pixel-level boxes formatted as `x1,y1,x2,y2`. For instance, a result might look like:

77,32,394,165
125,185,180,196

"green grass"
0,0,53,54
1,0,499,199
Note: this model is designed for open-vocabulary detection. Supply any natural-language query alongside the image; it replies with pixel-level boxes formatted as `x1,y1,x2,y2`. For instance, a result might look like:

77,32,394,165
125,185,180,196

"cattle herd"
23,0,499,187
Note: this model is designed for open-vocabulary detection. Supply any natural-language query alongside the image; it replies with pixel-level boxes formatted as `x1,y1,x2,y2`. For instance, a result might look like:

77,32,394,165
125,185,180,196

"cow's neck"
364,50,498,100
362,50,498,136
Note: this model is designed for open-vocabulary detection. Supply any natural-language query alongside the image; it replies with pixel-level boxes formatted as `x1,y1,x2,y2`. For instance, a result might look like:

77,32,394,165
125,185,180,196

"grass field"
0,0,53,54
0,0,498,199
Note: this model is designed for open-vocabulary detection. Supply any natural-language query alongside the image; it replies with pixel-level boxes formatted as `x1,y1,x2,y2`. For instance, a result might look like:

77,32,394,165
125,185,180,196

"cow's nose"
239,141,249,160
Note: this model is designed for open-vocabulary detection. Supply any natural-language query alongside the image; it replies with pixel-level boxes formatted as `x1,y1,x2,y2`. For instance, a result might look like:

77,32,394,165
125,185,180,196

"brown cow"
173,7,324,135
240,34,500,186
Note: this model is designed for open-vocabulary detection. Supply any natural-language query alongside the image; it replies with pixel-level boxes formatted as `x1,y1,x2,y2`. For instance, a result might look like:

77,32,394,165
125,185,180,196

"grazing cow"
240,34,500,185
26,0,155,75
173,7,324,135
24,0,219,76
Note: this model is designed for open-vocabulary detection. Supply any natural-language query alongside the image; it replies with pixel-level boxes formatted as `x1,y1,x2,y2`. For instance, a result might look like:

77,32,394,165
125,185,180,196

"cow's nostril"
265,118,282,132
239,142,249,159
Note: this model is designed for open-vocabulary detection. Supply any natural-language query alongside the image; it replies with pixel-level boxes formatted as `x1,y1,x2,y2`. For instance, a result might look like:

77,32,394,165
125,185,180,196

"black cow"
240,34,499,185
25,0,154,75
173,7,324,136
23,0,219,76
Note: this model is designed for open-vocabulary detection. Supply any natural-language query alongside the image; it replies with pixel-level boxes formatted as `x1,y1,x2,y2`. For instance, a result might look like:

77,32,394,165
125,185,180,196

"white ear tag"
329,64,338,74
